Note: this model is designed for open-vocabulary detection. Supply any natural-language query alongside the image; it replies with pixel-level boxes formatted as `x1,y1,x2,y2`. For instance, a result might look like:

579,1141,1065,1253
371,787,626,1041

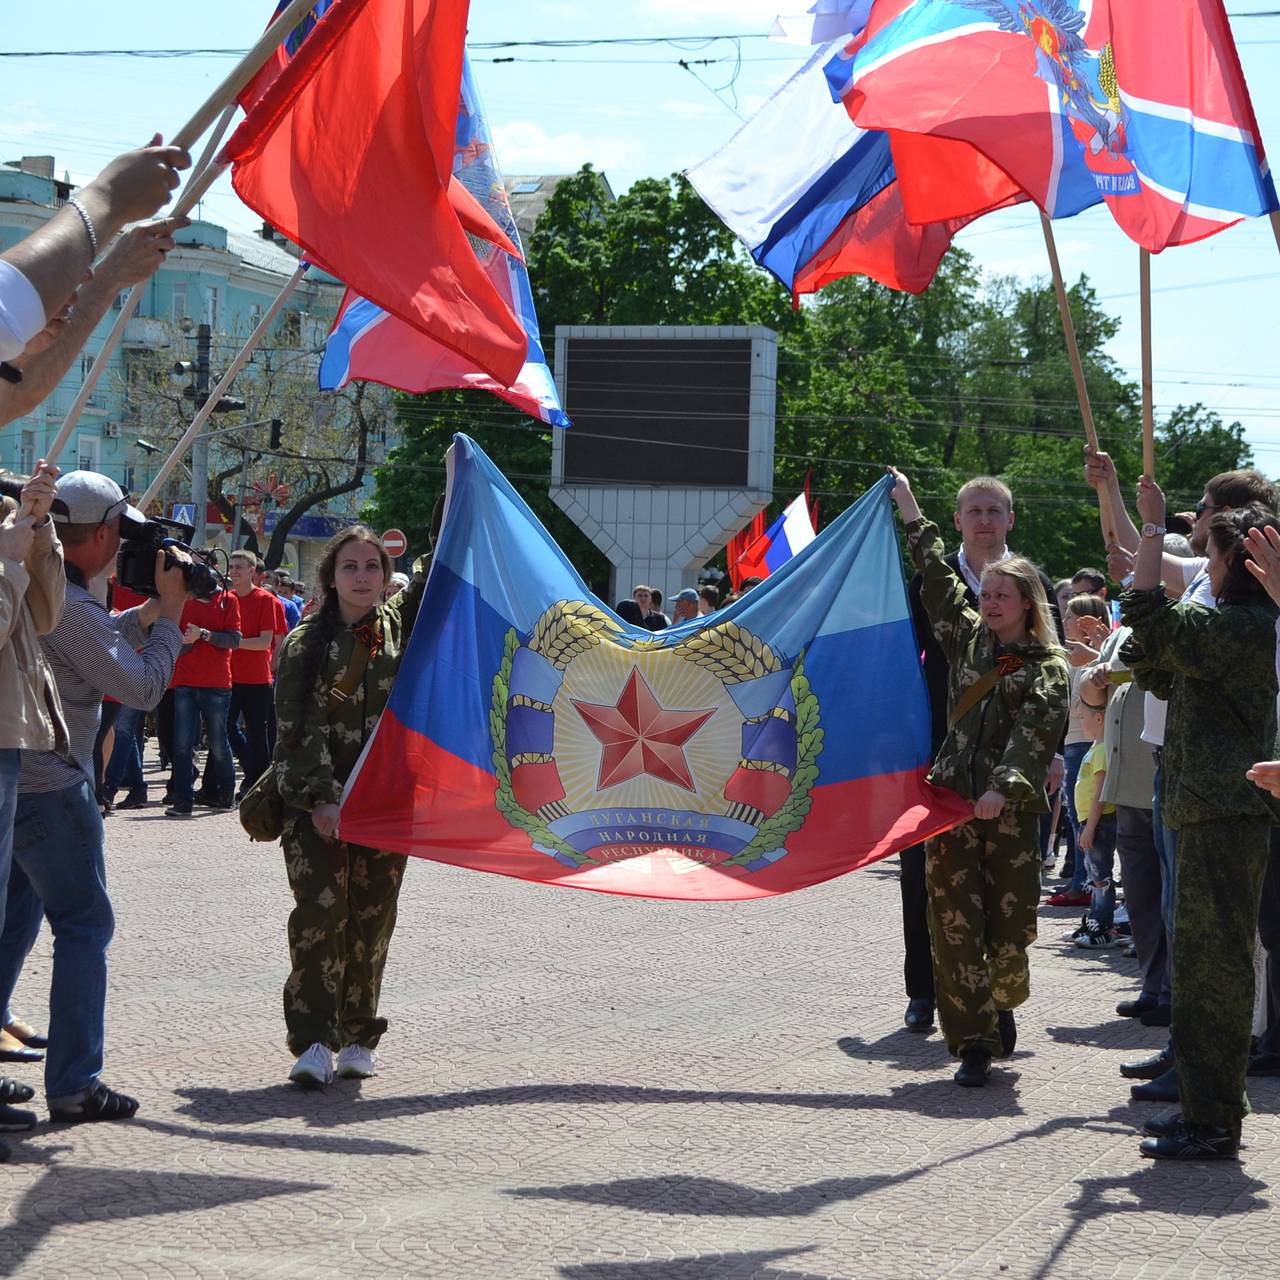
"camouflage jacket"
907,519,1069,811
1119,586,1280,829
273,570,426,813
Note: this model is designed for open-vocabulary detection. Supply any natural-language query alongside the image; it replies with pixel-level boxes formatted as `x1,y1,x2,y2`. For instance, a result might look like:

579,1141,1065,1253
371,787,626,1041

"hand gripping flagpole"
39,0,321,471
1139,248,1156,479
140,263,307,509
1039,213,1119,547
41,109,237,472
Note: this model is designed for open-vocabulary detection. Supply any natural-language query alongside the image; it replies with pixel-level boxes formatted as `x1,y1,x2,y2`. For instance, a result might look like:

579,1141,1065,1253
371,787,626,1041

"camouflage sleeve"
271,626,343,810
1121,587,1262,681
905,518,978,663
987,656,1070,804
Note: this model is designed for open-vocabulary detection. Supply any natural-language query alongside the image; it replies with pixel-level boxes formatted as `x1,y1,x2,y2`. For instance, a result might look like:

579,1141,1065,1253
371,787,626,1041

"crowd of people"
2,136,1278,1173
887,458,1280,1162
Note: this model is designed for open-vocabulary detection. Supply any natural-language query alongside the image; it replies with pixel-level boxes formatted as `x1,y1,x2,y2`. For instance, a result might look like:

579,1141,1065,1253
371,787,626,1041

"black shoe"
1130,1066,1179,1103
997,1009,1017,1058
1140,1119,1238,1162
903,998,935,1032
1246,1050,1280,1077
1142,1111,1184,1139
954,1047,991,1087
48,1081,139,1125
1139,1004,1172,1028
115,789,148,810
0,1136,9,1163
1116,994,1159,1019
0,1104,37,1132
164,802,193,818
1119,1050,1174,1080
0,1075,36,1102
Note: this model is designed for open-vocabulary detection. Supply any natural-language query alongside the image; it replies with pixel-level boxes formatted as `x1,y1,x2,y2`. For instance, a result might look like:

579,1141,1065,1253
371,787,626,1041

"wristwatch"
199,627,210,642
1140,523,1165,539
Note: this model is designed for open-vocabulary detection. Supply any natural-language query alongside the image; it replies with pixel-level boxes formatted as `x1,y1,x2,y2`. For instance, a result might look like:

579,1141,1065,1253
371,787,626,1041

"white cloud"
0,100,56,143
492,120,646,176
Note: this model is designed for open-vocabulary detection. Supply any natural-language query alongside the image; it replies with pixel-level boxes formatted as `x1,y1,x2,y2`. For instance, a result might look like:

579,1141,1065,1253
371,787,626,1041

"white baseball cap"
50,471,146,531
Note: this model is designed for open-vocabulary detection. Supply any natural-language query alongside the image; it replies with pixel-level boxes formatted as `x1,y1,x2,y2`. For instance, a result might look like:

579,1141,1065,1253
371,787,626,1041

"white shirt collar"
957,544,1012,595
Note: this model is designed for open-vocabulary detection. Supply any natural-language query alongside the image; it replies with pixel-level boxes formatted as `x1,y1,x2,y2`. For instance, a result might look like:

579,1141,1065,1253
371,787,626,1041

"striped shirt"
19,581,183,795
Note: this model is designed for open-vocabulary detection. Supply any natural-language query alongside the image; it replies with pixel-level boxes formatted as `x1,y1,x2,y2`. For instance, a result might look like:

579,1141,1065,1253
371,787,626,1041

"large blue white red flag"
318,55,569,427
833,0,1278,251
339,435,969,900
770,1,873,43
687,39,1013,297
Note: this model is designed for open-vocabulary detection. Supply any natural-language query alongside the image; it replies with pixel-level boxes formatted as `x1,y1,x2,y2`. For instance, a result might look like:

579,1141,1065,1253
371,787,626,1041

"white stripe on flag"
852,21,994,83
1119,90,1258,148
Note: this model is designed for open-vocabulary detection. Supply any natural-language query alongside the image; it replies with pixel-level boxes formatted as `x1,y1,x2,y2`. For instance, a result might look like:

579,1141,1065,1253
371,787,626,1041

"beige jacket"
0,495,69,754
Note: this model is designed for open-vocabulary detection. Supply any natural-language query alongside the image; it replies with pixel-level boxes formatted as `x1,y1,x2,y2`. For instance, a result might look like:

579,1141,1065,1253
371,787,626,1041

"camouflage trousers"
282,813,408,1056
1173,817,1270,1136
925,808,1042,1058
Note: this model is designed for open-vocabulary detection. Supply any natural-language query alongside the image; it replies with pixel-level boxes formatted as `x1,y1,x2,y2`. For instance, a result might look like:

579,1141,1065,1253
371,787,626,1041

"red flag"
221,0,526,385
727,511,767,592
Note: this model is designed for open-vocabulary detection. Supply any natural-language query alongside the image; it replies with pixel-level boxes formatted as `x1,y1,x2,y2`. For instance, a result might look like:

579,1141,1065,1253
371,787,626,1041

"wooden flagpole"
1040,212,1119,547
1270,210,1280,260
37,0,320,472
1140,248,1156,478
140,263,307,507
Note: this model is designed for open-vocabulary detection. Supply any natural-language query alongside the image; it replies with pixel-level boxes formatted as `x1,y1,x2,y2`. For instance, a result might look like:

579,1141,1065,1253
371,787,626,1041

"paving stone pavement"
1,779,1277,1278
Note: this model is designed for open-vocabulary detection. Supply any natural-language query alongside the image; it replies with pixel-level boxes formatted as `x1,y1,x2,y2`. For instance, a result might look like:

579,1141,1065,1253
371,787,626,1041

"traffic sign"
381,528,408,558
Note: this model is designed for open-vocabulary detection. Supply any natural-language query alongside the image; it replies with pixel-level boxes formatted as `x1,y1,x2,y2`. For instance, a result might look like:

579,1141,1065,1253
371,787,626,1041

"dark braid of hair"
285,591,345,751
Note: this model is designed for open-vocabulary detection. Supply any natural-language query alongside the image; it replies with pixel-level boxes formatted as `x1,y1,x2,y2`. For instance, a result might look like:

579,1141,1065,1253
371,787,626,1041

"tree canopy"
366,165,1252,586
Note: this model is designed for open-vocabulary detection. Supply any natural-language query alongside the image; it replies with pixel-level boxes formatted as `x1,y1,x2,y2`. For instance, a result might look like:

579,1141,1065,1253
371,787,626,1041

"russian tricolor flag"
732,494,817,583
339,435,969,900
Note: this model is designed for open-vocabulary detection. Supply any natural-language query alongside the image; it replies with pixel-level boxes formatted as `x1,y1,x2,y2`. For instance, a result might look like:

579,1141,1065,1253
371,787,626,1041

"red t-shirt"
230,587,288,686
172,591,241,689
103,581,152,706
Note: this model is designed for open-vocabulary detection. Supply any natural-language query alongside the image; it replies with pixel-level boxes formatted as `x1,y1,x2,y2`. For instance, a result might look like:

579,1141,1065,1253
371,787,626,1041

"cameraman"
0,471,188,1125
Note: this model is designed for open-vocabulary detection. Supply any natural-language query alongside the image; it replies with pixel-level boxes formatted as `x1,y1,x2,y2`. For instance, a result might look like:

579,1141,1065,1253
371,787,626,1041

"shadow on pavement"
1042,1018,1169,1050
0,1145,325,1276
175,1073,1030,1128
559,1246,826,1279
134,1116,425,1157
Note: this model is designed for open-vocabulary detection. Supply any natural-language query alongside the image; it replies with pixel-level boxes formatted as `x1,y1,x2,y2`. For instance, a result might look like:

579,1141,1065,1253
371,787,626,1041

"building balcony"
123,316,171,350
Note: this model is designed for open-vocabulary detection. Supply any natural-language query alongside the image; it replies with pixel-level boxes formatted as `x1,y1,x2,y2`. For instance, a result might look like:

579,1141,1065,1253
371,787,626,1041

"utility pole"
190,322,212,546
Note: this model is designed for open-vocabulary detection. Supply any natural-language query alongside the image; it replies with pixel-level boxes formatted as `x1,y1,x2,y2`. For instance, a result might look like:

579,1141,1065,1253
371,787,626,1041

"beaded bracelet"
66,195,99,258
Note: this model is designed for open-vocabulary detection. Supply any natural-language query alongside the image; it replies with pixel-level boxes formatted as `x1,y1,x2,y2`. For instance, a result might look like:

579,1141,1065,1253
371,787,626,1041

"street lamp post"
190,323,212,547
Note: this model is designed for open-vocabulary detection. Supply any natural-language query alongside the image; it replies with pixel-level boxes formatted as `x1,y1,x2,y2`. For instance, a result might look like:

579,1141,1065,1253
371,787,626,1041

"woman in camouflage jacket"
272,525,425,1090
888,468,1069,1087
1120,477,1280,1162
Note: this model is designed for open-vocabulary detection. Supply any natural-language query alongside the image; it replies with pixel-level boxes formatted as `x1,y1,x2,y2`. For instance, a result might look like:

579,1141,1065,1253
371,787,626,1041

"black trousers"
1258,828,1280,1056
899,842,935,1000
229,682,274,791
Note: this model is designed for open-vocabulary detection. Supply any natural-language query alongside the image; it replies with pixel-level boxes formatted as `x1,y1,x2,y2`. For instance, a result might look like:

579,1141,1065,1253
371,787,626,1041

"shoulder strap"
327,620,381,713
947,653,1028,728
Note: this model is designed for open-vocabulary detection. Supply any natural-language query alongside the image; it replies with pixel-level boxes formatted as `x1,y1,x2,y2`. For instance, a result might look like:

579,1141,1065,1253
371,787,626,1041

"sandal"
48,1082,139,1125
5,1017,48,1050
0,1076,35,1104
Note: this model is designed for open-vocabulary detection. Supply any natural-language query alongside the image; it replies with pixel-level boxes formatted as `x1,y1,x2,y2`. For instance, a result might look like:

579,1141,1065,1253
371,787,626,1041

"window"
20,430,36,475
120,464,136,493
80,352,95,380
248,303,263,333
172,284,188,324
77,434,100,472
204,286,219,329
278,311,301,346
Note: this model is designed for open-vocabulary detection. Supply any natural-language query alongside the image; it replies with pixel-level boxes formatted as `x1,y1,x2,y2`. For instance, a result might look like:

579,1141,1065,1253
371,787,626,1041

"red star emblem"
572,669,716,792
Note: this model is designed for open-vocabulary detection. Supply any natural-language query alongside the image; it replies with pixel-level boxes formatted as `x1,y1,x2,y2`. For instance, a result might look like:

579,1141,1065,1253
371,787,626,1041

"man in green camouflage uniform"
272,564,424,1062
1122,576,1280,1158
905,515,1069,1070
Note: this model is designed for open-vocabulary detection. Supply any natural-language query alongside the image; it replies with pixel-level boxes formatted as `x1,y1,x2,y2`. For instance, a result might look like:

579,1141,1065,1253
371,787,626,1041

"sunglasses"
1195,499,1222,518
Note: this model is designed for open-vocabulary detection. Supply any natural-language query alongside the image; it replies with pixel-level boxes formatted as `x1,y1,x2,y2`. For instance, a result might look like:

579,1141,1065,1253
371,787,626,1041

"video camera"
116,516,225,601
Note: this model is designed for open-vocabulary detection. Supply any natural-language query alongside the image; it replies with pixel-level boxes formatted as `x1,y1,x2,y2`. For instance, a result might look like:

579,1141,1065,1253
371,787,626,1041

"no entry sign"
381,528,408,558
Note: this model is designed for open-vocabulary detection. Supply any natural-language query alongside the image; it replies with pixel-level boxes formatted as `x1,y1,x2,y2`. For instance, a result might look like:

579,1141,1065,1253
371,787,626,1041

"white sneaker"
335,1045,378,1079
289,1042,334,1089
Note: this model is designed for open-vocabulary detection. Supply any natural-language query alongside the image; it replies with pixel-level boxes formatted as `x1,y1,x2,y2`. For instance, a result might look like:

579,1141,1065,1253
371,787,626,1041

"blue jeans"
0,749,19,945
104,706,145,796
1083,812,1119,930
1062,742,1090,891
0,781,115,1103
173,686,234,805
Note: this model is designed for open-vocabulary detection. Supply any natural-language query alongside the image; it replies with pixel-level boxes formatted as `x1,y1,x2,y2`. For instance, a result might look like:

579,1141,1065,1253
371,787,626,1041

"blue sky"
4,1,1280,470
